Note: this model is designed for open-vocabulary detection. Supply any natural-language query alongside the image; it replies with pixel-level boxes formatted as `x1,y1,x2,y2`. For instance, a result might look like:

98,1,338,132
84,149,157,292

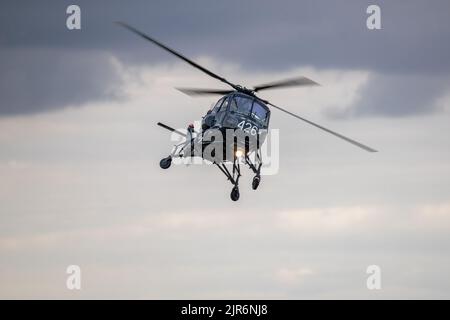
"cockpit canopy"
211,93,270,126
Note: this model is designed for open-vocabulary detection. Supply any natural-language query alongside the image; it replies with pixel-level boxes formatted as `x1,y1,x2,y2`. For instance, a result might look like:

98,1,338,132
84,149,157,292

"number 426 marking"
237,121,258,135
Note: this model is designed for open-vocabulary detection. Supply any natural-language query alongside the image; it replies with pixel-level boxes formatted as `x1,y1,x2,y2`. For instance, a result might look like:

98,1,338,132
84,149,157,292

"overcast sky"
1,0,450,299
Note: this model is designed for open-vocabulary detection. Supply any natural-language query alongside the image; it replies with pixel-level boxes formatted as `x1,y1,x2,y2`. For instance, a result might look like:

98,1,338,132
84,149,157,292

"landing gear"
159,156,172,169
252,175,261,190
230,186,240,201
215,156,241,201
214,150,265,201
246,151,262,191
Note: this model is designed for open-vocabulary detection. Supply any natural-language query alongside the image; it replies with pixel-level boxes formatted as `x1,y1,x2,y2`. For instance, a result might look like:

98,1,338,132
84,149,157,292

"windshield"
230,95,253,115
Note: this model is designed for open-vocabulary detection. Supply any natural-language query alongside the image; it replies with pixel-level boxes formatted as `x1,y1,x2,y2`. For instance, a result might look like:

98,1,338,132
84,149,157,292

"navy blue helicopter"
118,22,377,201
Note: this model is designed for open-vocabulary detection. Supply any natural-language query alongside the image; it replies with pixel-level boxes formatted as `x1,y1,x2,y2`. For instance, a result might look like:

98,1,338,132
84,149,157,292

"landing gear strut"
214,150,265,201
246,151,262,191
215,156,241,202
159,124,197,170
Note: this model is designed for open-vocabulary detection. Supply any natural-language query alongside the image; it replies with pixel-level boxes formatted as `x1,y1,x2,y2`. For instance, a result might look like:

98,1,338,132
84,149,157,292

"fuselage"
196,92,271,162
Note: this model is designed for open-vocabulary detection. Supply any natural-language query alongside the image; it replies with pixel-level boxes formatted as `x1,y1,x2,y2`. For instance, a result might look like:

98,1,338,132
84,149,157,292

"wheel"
230,186,240,201
252,175,261,190
159,156,172,169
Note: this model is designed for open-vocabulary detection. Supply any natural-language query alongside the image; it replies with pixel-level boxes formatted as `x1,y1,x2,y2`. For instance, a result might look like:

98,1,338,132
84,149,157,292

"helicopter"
117,22,377,201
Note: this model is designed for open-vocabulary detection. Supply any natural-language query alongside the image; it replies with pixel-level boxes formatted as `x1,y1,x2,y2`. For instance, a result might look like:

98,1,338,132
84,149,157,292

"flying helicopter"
117,22,377,201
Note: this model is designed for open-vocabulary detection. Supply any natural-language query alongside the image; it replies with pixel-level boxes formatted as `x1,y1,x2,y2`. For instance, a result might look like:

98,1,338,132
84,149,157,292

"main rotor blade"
176,88,234,97
253,76,319,92
267,102,377,152
116,22,238,90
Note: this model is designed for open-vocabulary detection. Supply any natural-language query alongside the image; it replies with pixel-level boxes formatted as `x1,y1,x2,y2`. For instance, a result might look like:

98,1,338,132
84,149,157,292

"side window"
229,96,238,112
212,98,224,112
219,97,229,112
251,101,268,123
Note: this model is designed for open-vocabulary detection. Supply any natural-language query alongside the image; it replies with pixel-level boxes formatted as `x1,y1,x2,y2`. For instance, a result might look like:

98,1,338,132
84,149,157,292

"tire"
159,156,172,169
252,175,261,190
230,186,240,201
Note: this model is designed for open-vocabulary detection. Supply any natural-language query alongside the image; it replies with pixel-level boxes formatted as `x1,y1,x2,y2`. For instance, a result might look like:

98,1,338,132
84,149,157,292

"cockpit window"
230,95,253,115
212,97,225,112
220,97,229,111
251,100,268,123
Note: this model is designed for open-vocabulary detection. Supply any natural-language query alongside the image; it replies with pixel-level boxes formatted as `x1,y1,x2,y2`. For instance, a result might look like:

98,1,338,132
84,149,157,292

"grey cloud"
2,0,450,73
1,69,450,298
327,73,450,118
1,0,450,115
0,48,124,115
2,1,450,300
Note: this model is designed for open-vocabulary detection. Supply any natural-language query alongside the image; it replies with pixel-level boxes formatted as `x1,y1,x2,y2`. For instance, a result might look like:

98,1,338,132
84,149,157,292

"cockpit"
209,93,270,127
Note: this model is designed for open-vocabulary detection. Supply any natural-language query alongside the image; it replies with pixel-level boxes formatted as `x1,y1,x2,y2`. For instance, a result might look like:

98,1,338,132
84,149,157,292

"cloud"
276,267,315,285
277,206,375,233
2,0,450,74
2,201,450,298
327,73,450,117
1,0,450,116
0,48,125,115
1,4,450,299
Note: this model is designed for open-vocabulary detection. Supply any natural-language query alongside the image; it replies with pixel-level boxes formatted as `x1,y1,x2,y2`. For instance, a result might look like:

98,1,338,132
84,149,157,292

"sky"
1,0,450,299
